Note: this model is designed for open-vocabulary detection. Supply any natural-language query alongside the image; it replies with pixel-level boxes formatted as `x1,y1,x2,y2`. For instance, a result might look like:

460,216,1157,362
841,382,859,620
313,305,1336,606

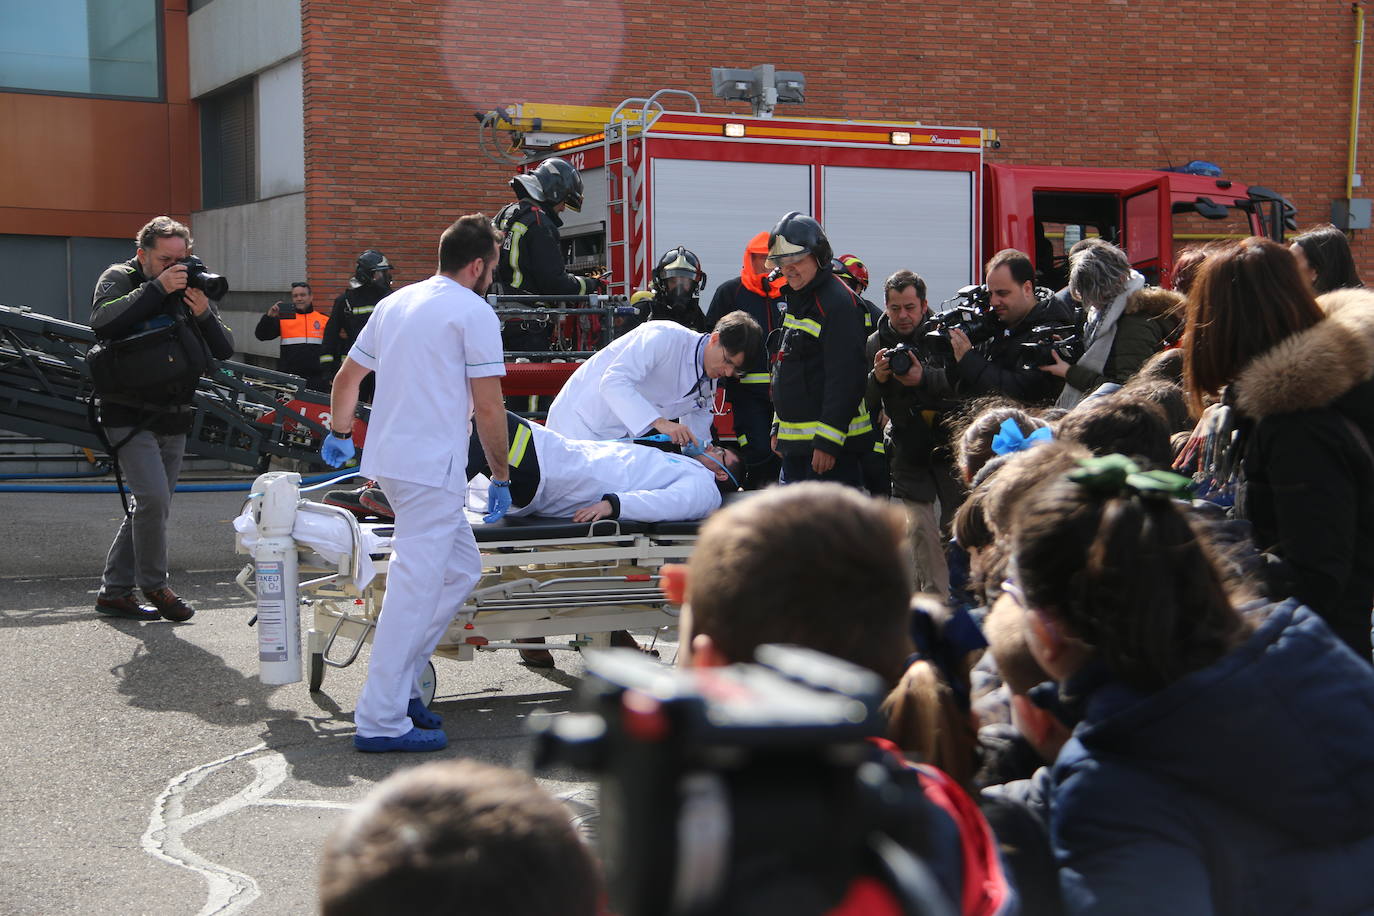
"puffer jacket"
1051,599,1374,915
1231,287,1374,659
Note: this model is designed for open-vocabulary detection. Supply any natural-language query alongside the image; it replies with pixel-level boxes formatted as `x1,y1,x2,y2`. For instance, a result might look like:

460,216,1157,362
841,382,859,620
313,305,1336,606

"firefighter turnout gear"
771,265,874,461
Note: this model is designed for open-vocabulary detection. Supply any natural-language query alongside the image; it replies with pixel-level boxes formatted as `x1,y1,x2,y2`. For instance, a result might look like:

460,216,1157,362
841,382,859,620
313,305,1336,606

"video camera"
176,255,229,301
534,646,954,916
1017,324,1083,370
924,284,1000,360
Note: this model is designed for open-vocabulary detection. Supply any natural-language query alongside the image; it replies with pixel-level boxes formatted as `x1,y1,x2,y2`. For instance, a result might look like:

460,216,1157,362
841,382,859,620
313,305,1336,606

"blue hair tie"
990,417,1053,456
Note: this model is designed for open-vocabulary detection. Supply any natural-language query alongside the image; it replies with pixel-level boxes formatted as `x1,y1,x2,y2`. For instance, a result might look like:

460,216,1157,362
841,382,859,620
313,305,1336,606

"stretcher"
233,472,692,703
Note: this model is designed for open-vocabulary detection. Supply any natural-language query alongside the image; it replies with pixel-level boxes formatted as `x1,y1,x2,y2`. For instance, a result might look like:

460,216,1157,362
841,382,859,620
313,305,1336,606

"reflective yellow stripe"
737,432,749,447
783,314,821,337
508,423,532,468
873,441,886,455
816,422,846,445
740,372,770,384
509,222,529,288
777,420,820,441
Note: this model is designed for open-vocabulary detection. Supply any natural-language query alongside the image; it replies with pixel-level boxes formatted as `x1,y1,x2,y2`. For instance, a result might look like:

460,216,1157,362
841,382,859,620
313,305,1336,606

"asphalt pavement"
0,483,675,914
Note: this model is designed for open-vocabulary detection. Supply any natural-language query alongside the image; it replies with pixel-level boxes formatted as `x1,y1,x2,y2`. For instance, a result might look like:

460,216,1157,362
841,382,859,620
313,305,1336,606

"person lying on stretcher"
466,411,741,524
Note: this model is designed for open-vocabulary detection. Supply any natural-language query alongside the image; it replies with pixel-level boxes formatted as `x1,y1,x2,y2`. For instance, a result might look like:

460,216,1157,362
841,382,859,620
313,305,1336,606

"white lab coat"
482,421,723,522
546,320,716,446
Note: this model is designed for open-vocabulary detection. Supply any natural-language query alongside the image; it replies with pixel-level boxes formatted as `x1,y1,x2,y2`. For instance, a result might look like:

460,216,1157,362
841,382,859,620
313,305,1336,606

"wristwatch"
330,428,352,439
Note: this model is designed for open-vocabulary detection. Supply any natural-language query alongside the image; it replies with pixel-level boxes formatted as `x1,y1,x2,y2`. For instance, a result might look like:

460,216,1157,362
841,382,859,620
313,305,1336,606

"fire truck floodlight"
723,123,746,138
890,131,912,146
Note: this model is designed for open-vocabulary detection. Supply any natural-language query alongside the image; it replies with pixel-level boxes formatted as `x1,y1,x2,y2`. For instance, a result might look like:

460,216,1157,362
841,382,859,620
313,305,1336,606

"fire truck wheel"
309,651,325,692
419,660,437,707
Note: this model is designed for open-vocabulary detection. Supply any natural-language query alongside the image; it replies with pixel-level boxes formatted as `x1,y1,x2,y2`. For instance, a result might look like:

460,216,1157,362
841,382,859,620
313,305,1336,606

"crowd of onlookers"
317,224,1374,915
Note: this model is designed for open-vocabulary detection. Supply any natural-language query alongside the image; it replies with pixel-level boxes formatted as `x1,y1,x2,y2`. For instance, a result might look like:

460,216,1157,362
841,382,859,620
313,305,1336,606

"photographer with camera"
89,216,234,622
866,270,964,597
945,249,1079,406
1038,239,1178,410
254,281,325,390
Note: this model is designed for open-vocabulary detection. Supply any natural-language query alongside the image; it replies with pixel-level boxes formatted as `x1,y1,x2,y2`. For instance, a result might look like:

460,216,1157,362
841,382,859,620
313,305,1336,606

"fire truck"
479,92,1294,309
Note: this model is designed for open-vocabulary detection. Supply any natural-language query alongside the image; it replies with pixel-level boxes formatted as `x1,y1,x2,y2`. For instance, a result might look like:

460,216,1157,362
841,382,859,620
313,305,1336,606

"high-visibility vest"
280,311,324,346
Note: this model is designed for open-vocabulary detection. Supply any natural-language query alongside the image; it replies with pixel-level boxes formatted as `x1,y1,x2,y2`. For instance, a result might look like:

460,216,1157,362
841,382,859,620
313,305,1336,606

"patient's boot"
359,486,395,519
518,635,556,669
323,482,375,519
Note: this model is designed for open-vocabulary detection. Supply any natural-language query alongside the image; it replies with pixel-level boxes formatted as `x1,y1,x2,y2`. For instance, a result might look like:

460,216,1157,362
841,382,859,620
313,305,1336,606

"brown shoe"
517,636,556,669
95,594,160,622
144,587,195,622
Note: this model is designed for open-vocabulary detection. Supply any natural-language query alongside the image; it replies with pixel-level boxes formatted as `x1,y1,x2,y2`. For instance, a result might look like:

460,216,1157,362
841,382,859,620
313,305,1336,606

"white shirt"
546,320,715,445
349,275,504,492
504,421,722,521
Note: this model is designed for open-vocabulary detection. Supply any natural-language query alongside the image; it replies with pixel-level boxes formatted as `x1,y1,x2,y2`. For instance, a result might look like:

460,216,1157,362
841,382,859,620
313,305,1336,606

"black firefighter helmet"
511,157,584,212
351,249,393,290
652,246,707,307
767,211,832,270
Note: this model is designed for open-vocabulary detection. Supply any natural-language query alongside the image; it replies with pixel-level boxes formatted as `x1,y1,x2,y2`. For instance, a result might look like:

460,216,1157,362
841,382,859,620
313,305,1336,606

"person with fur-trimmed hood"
1184,237,1374,661
1038,239,1181,409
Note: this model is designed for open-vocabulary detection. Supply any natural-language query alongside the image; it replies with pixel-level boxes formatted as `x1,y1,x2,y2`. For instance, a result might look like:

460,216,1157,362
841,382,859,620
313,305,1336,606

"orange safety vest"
280,311,325,346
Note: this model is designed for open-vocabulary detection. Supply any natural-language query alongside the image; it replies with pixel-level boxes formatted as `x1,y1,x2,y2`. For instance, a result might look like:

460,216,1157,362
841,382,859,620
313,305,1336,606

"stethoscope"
686,334,727,415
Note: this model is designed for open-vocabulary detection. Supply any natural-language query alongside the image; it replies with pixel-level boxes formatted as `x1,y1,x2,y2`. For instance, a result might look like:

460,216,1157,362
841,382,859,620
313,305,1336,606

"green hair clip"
1066,454,1194,501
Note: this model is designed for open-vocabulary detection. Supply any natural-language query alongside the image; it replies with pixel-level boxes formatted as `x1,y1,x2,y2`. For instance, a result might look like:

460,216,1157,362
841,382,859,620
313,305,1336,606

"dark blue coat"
1050,600,1374,915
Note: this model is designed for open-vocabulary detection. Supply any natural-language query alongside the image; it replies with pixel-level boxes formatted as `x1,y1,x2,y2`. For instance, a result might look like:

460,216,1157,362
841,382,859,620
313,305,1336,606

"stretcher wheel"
419,660,437,707
309,652,325,692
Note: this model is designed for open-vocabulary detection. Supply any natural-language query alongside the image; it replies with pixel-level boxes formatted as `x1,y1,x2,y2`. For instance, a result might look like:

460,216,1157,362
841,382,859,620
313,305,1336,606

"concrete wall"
189,0,300,96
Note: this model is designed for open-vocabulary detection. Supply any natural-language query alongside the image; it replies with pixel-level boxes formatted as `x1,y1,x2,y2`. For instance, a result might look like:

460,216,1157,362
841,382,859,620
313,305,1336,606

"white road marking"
142,743,355,916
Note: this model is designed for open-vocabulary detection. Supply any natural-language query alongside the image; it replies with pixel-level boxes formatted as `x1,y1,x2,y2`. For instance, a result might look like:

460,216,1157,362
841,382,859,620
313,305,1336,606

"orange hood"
741,231,785,298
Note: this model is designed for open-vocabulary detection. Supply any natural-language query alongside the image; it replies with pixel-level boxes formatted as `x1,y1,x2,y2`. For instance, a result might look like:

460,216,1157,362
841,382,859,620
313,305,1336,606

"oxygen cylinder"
253,472,302,685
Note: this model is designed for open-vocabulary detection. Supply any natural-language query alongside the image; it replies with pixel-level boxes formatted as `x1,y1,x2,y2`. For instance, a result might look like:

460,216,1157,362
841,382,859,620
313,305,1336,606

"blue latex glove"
484,478,512,523
321,433,355,468
681,440,706,458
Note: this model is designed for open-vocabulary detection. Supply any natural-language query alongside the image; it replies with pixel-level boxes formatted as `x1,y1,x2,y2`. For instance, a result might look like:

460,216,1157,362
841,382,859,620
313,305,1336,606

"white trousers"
354,475,481,738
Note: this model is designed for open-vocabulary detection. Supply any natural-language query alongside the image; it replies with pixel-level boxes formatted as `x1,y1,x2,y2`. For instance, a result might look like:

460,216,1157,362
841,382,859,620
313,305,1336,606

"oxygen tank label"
256,560,288,662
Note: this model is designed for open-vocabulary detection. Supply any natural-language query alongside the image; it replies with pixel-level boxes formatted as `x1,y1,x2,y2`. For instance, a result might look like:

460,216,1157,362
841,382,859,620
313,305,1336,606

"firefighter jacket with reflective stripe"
706,276,785,405
494,199,596,296
255,308,324,379
319,285,387,372
770,268,874,458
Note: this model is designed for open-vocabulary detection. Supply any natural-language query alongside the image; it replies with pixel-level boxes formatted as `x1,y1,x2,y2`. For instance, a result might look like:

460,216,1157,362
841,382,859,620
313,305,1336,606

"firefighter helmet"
351,249,393,290
766,212,831,269
510,157,584,211
834,254,870,295
652,246,707,306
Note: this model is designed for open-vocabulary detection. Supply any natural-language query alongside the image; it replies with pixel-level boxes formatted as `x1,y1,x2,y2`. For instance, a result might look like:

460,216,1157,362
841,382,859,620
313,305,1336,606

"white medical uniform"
510,422,722,521
348,275,504,738
546,320,716,445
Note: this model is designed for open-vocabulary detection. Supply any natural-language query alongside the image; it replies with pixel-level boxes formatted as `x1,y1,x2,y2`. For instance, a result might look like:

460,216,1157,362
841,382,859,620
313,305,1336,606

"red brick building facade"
300,0,1371,291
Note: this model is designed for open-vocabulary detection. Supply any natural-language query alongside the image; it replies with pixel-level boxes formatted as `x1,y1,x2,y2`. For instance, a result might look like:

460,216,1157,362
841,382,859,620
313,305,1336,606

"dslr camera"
176,255,229,301
924,284,1000,361
885,342,919,376
1017,324,1083,370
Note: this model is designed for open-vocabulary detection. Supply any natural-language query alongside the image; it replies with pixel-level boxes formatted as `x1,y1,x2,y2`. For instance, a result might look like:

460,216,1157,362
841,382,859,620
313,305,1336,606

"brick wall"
302,0,1373,300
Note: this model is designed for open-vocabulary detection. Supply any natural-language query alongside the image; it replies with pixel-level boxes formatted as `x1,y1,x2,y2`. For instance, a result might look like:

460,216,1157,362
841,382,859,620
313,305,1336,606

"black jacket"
954,294,1079,404
90,257,235,431
637,293,711,333
493,199,597,297
1231,288,1374,659
865,314,959,476
706,276,784,404
770,268,874,458
319,284,387,377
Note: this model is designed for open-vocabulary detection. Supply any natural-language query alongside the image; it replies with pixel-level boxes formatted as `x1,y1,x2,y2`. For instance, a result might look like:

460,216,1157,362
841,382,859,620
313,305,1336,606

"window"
0,0,161,99
201,81,256,209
